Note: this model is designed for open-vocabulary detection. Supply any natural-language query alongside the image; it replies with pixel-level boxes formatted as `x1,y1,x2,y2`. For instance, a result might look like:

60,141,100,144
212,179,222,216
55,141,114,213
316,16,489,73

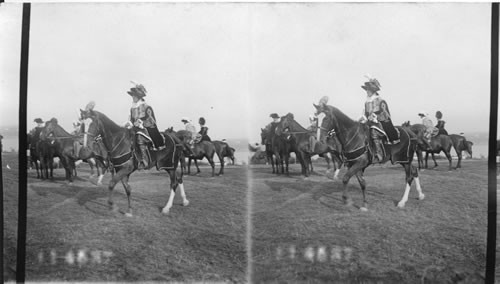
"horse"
212,140,235,174
80,109,188,216
39,118,84,183
449,134,473,168
264,123,296,176
401,122,454,170
315,103,424,210
27,132,42,178
166,129,218,176
260,128,277,174
275,112,343,177
71,121,112,185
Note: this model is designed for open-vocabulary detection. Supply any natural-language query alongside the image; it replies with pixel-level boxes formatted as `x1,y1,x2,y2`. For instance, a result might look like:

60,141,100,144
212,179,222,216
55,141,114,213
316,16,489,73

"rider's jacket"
364,94,390,123
130,101,156,128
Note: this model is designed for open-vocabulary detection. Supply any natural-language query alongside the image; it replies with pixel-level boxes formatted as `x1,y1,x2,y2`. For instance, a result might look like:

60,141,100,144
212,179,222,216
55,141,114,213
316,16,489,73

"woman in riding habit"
125,83,162,169
359,77,397,162
435,110,448,135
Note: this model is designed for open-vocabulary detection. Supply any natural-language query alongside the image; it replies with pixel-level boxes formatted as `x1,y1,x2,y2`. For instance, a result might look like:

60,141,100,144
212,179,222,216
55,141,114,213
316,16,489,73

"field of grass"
250,160,491,283
3,152,246,282
3,151,497,282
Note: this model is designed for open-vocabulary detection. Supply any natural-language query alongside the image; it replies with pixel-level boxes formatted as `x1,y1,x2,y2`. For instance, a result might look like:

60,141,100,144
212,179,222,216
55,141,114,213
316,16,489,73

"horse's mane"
284,113,309,132
47,118,73,137
324,105,356,127
93,111,125,134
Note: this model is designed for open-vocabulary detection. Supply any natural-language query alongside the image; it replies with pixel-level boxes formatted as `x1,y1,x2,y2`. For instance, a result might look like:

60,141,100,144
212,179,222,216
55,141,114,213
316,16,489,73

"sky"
0,3,495,144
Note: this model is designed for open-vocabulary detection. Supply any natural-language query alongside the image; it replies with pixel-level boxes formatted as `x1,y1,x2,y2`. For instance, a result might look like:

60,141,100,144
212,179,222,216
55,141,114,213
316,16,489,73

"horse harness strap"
343,145,368,162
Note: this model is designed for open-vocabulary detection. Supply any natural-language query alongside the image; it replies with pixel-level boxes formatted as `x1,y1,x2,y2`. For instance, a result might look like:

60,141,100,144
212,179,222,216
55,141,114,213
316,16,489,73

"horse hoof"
161,208,170,214
183,200,190,206
360,207,368,212
125,212,133,218
418,194,425,200
397,202,405,208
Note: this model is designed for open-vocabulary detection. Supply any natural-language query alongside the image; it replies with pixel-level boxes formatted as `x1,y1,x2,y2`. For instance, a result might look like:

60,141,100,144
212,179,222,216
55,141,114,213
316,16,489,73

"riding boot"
139,145,149,170
374,139,384,162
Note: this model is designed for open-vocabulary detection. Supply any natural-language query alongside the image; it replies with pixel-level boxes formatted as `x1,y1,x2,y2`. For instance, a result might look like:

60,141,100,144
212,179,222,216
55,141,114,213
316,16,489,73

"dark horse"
275,112,343,178
167,129,218,177
261,123,296,176
39,118,78,182
401,122,454,171
27,132,43,178
449,134,473,168
315,104,424,210
81,109,188,216
260,127,277,174
212,140,236,174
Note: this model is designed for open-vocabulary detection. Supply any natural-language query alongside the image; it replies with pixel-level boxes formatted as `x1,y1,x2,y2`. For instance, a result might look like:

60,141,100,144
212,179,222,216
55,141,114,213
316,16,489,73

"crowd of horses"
27,109,236,216
258,104,474,210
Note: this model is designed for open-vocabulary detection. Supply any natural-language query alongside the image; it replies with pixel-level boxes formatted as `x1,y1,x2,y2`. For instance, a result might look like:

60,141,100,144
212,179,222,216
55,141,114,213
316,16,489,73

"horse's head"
401,121,412,127
80,109,104,147
275,113,294,136
39,118,58,140
465,140,473,157
318,106,338,138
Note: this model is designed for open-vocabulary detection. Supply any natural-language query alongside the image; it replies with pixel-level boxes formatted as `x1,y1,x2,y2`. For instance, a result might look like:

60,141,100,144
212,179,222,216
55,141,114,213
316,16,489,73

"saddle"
135,127,166,151
370,122,400,145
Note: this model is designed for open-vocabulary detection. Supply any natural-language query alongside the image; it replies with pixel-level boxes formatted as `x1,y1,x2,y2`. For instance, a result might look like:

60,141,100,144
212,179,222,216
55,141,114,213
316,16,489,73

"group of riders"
29,83,213,170
264,76,449,163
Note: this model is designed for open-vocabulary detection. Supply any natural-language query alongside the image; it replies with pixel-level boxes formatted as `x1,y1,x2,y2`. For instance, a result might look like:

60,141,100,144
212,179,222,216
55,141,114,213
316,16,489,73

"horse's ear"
313,103,322,114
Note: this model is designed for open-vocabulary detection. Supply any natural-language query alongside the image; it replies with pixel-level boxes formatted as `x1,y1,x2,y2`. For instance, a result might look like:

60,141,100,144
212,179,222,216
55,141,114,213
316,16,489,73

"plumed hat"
361,75,381,92
34,118,44,123
318,96,329,106
127,82,147,98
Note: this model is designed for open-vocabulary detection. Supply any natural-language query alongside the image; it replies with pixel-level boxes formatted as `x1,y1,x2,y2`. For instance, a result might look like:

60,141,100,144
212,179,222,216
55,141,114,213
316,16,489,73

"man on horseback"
30,118,45,139
359,77,398,162
125,83,164,169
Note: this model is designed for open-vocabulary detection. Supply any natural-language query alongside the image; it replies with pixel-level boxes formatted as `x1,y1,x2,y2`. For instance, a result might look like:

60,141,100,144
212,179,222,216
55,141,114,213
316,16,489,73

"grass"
3,153,246,282
250,160,488,283
3,152,494,283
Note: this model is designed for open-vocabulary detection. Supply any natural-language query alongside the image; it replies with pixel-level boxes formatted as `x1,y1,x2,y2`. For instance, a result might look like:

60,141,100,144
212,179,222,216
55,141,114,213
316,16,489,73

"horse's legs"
217,153,225,176
455,148,462,169
161,169,189,214
107,168,126,212
355,170,367,211
424,152,429,169
120,174,133,217
95,159,105,186
413,165,425,201
194,159,201,175
341,166,357,206
88,158,96,178
207,156,215,177
431,153,439,168
397,163,421,208
49,156,54,180
444,150,453,171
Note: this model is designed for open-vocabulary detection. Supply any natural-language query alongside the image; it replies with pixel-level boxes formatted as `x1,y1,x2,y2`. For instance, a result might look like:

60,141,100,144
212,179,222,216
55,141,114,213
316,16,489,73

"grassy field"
3,152,246,282
250,159,491,283
3,151,498,282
